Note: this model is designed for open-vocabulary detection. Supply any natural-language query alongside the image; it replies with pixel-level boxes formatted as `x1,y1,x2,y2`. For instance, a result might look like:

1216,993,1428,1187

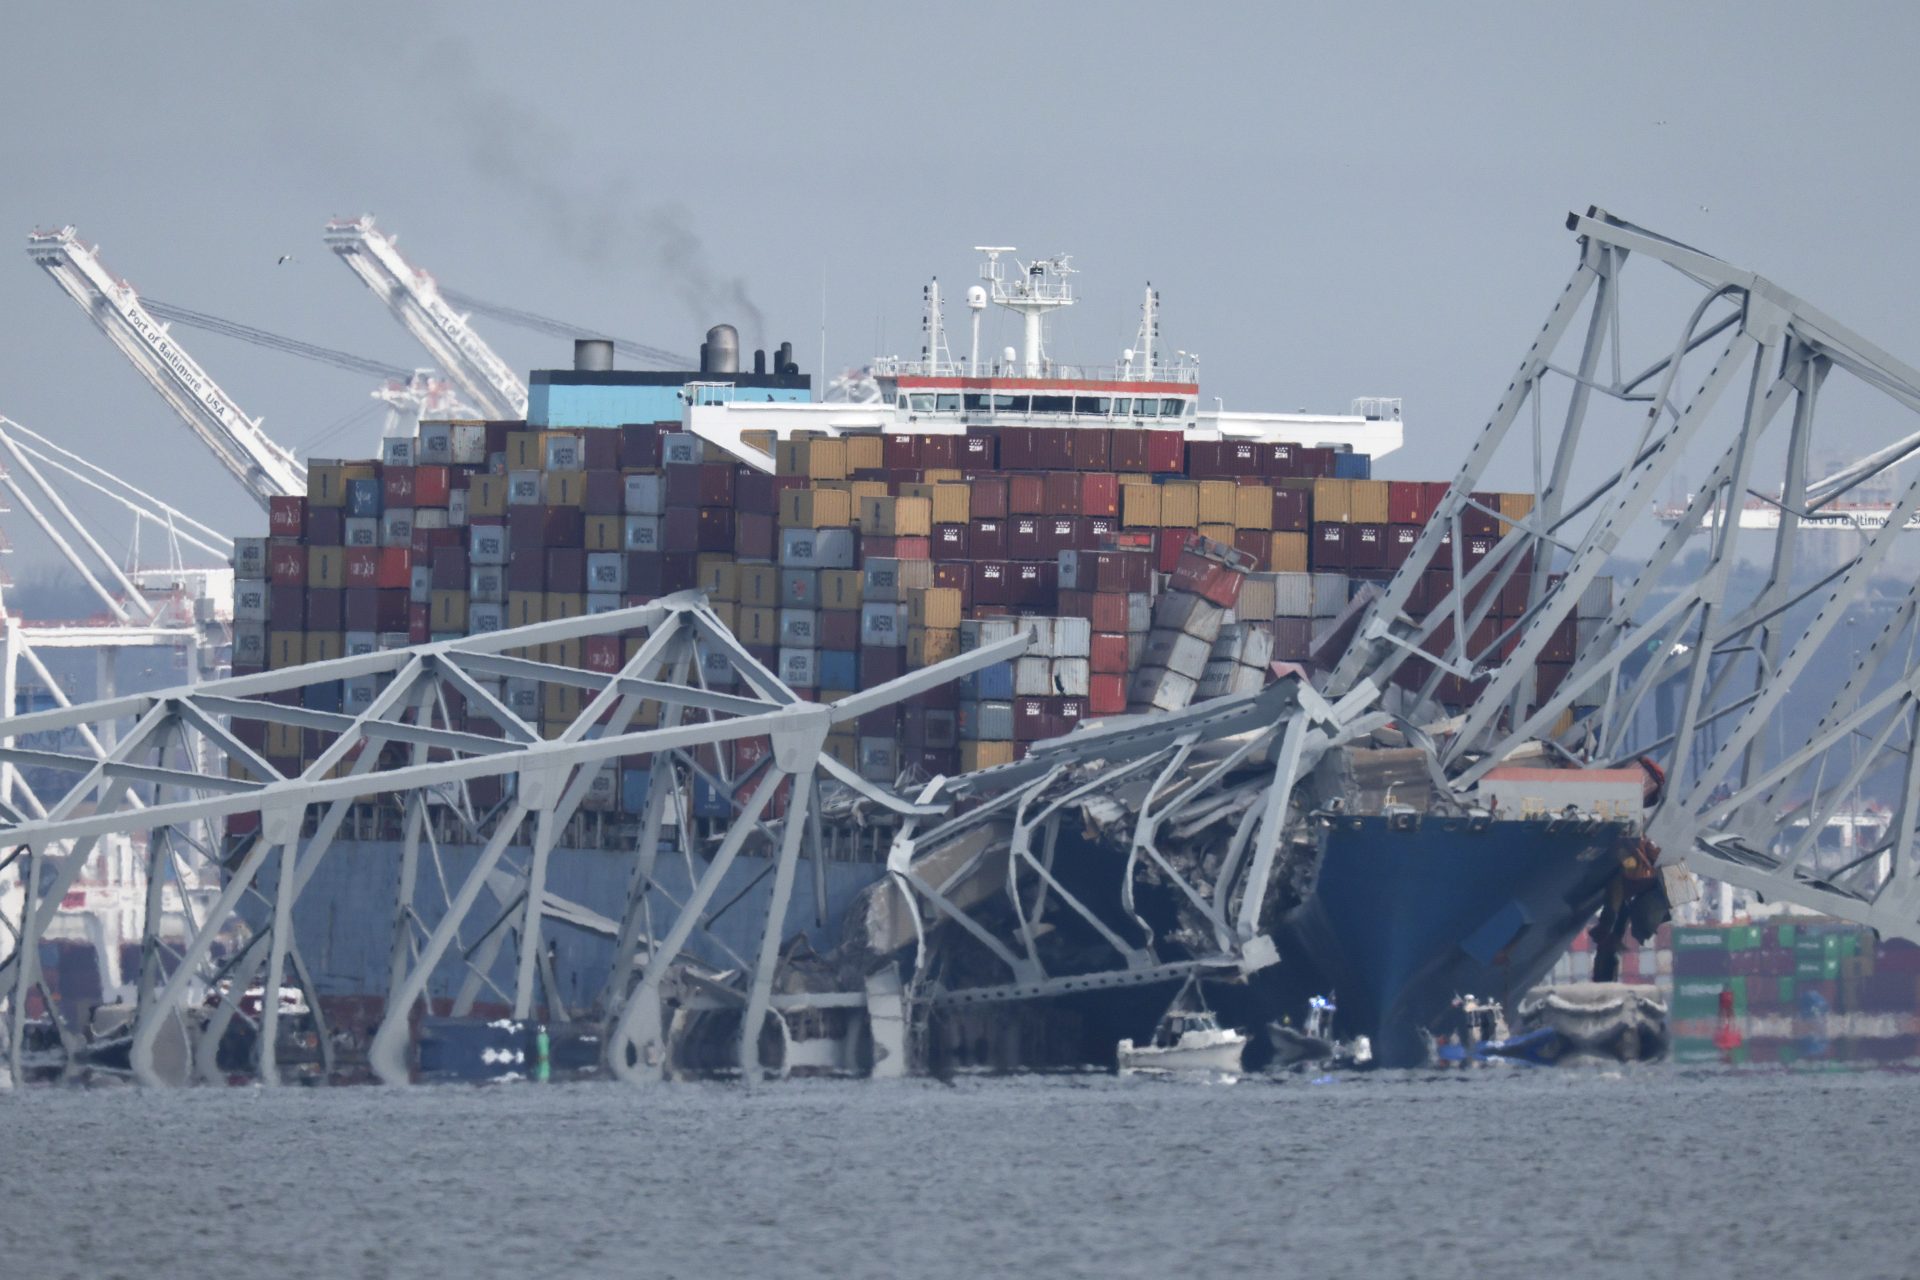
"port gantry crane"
25,228,307,510
322,216,529,421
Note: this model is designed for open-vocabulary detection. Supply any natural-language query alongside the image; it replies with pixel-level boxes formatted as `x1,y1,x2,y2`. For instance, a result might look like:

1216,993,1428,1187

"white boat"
1117,1008,1247,1075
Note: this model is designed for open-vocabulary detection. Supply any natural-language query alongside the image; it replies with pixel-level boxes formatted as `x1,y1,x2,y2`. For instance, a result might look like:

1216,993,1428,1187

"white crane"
323,216,529,420
25,227,307,509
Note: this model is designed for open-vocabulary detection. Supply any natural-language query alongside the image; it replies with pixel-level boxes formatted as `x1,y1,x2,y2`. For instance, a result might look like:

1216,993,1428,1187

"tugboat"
1117,980,1247,1076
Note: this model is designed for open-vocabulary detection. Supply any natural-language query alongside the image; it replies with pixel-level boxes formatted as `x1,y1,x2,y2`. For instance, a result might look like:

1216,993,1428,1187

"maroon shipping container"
1541,616,1578,663
957,431,995,469
268,584,305,628
1144,430,1184,473
865,535,930,560
1071,428,1112,471
1013,696,1050,741
1045,517,1080,556
1155,528,1195,574
268,495,306,539
1387,523,1421,568
582,431,620,471
1387,481,1431,525
861,646,905,685
508,505,583,549
626,552,664,596
998,427,1035,470
1011,561,1057,607
1044,471,1082,516
933,562,972,609
1057,589,1093,619
1272,486,1310,532
431,548,470,589
1008,474,1047,515
883,433,921,469
698,463,736,507
305,588,344,631
1085,515,1119,546
969,476,1010,519
508,549,546,591
383,465,415,508
1030,429,1074,470
1233,529,1269,571
665,463,703,508
931,523,969,561
306,507,345,546
973,560,1010,605
1349,522,1387,570
1535,660,1571,701
1089,592,1130,634
968,518,1008,559
1463,493,1502,539
920,435,960,469
1311,522,1349,570
269,543,307,586
621,423,664,469
1259,442,1298,479
1271,617,1316,660
1186,440,1224,478
1080,473,1119,518
546,548,587,593
1462,534,1495,567
735,470,777,514
698,507,735,553
818,608,861,651
1008,516,1045,559
661,552,699,593
735,511,776,561
1222,440,1259,477
663,506,700,553
1110,428,1150,472
584,470,624,515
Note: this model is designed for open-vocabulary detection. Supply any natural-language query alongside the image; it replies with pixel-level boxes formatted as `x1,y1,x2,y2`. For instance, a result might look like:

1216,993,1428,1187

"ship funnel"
573,338,614,372
699,324,740,374
776,340,795,375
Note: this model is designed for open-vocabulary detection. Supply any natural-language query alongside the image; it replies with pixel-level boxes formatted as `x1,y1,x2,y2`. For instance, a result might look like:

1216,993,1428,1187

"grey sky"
2,1,1916,571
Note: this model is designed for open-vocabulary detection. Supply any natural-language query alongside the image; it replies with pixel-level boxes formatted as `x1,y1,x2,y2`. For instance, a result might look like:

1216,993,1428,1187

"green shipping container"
1774,923,1798,948
1673,926,1729,951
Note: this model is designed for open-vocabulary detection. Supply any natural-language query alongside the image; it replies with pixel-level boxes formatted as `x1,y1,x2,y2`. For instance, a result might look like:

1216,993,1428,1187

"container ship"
222,249,1651,1075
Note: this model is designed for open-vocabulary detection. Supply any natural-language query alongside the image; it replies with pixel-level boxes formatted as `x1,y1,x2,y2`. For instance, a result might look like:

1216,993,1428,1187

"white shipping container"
449,423,489,465
778,646,819,689
779,607,819,647
1238,625,1275,670
343,675,378,715
858,736,900,781
698,644,738,688
415,508,448,531
662,433,704,466
860,602,909,647
1143,629,1214,680
973,701,1015,740
410,565,432,604
507,470,542,506
1127,665,1198,713
469,566,505,602
959,618,1022,650
1155,592,1226,644
448,489,469,527
624,473,665,516
582,763,618,812
505,678,540,720
345,517,379,548
232,622,266,665
231,536,269,579
416,422,453,464
381,436,415,466
543,435,583,471
232,580,269,621
1051,616,1091,658
1050,658,1091,697
1024,618,1057,656
469,524,509,564
624,516,662,552
1014,656,1053,695
343,630,377,657
468,603,505,633
586,592,622,615
1127,593,1154,633
377,631,409,651
586,551,626,592
1310,573,1348,619
1578,575,1613,620
380,509,414,547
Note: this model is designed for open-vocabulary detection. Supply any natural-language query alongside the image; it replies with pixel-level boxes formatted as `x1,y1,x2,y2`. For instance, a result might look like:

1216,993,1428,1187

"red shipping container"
973,560,1010,605
1349,522,1388,570
735,511,776,561
1044,471,1082,516
1071,429,1111,471
1031,429,1075,470
1087,673,1127,715
269,543,307,586
1008,474,1047,515
1155,528,1196,574
411,527,459,559
883,433,922,469
867,535,930,560
1299,447,1337,477
1109,428,1150,472
414,465,452,508
1089,593,1131,634
931,523,969,560
344,547,380,586
1387,481,1430,526
933,562,972,609
969,518,1008,559
409,602,430,643
1311,523,1348,570
819,609,861,651
383,465,415,508
268,495,306,538
376,547,412,589
584,635,622,674
1090,632,1130,674
1080,472,1119,518
1170,551,1244,608
969,476,1010,519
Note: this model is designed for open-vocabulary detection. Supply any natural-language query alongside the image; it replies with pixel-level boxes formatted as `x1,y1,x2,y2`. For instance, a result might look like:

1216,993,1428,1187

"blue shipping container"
346,478,384,517
819,650,858,690
1332,450,1371,480
693,775,731,818
620,768,650,813
303,681,344,713
965,661,1015,700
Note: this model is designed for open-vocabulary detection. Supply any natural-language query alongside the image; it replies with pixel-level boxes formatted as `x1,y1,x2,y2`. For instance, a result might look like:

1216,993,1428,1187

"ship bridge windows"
908,393,936,413
936,393,961,413
1031,394,1073,414
1074,395,1111,415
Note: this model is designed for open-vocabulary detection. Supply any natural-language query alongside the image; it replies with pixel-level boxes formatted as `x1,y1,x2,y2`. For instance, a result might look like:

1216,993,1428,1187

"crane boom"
25,226,306,509
322,216,528,420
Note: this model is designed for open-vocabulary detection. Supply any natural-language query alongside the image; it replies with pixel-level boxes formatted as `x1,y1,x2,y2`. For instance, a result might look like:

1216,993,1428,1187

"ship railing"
872,356,1199,385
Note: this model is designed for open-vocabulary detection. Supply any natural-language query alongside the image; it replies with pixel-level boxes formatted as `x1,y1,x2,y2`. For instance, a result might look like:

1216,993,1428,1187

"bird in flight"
276,253,296,265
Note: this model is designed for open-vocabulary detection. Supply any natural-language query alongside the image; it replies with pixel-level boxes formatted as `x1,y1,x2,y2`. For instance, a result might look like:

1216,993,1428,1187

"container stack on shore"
228,414,1573,806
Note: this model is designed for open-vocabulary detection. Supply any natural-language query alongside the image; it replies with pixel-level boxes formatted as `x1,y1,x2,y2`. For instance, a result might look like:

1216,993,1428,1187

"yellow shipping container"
1200,523,1236,545
861,495,932,537
1312,478,1354,523
780,486,854,529
544,592,584,622
1122,484,1162,528
506,431,543,471
846,435,884,471
585,515,623,552
804,437,849,481
269,632,307,669
1234,484,1274,531
962,741,1016,770
1197,480,1238,525
922,468,964,483
1350,479,1390,524
468,474,507,517
907,625,961,667
430,590,468,632
825,734,859,770
306,463,348,508
1270,532,1310,573
1160,481,1199,528
306,631,343,662
737,606,778,646
930,483,971,525
697,554,739,601
266,722,303,757
738,565,780,608
850,479,889,508
543,684,584,723
908,587,963,630
739,429,775,458
308,547,344,589
506,591,544,629
543,637,582,669
820,569,863,609
709,601,738,632
1499,491,1536,534
543,470,586,507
